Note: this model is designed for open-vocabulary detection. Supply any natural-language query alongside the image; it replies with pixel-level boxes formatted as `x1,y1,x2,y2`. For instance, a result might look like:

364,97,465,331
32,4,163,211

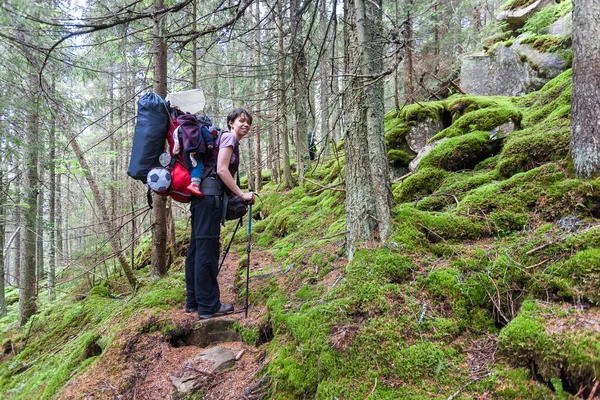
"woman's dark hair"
226,108,253,129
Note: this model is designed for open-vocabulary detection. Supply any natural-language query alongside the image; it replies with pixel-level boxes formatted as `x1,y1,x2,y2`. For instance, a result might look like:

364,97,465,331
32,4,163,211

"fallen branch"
302,177,345,194
525,223,600,256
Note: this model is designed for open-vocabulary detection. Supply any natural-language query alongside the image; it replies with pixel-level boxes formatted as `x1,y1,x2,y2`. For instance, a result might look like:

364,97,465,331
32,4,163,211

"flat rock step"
170,346,236,393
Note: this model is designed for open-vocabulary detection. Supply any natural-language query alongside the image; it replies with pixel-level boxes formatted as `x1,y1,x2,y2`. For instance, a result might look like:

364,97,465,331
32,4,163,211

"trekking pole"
218,217,243,274
245,201,253,318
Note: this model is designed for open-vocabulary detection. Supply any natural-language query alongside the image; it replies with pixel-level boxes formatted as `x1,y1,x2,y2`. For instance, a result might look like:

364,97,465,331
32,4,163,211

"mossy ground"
2,67,599,399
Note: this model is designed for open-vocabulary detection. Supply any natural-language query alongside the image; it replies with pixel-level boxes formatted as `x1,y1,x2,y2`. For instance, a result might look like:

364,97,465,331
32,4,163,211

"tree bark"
403,1,415,104
151,0,169,279
571,0,600,179
291,0,309,179
36,185,44,285
318,0,331,156
0,156,6,316
277,0,293,188
19,66,40,327
344,0,391,261
254,0,262,191
48,101,57,301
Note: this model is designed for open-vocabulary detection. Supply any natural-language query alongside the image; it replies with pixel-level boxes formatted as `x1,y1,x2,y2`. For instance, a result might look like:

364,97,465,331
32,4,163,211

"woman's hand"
241,191,255,204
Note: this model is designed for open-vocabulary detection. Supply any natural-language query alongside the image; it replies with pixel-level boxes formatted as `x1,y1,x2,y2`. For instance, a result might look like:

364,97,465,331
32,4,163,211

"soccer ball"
147,168,172,194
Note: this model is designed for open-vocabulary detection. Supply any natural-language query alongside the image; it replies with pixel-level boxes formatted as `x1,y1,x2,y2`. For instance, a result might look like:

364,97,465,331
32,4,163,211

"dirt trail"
61,250,272,400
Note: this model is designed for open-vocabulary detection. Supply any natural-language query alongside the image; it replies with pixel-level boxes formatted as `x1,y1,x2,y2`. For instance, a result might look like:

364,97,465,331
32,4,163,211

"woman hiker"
184,108,255,319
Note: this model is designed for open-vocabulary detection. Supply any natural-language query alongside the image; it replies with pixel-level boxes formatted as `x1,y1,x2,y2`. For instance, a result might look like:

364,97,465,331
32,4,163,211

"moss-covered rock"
498,301,600,392
394,167,449,203
420,131,500,172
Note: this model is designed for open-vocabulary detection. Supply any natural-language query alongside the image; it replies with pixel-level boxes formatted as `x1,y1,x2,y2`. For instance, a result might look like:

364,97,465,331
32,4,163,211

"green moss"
496,123,570,178
420,131,499,172
394,168,449,203
520,34,571,53
498,301,600,387
549,248,600,305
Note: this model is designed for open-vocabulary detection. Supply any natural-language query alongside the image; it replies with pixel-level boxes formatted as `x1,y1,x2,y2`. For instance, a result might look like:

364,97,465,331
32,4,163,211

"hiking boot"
185,306,197,313
187,182,204,197
198,303,234,319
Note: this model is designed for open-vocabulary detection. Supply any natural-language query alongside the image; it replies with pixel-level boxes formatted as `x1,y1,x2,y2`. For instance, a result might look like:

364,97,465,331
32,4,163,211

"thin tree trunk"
13,206,21,288
36,186,44,285
277,0,293,188
19,67,40,327
191,0,197,88
403,2,414,104
0,161,6,316
291,0,309,179
571,0,600,179
318,0,331,157
151,0,169,279
254,0,262,191
394,0,400,111
48,102,57,301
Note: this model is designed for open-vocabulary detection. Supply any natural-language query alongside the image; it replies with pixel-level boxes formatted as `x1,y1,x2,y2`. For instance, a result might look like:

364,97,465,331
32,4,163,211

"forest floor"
59,250,277,400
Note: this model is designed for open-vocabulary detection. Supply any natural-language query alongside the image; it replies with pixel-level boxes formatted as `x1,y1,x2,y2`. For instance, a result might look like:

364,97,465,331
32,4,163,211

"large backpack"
157,110,220,203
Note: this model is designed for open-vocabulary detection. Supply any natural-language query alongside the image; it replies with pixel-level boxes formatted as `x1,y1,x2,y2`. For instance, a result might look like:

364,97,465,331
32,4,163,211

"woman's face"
230,114,251,137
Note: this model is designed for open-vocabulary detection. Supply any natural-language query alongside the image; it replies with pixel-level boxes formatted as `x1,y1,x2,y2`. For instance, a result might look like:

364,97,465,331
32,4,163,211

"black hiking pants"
185,194,223,315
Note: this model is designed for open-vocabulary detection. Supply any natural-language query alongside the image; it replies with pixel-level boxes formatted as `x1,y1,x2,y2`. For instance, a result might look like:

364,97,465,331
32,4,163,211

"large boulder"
460,35,568,96
510,33,567,79
460,47,535,96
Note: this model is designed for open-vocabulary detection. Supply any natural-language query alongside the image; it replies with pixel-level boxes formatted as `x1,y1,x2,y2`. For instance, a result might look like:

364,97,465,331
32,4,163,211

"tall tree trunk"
55,172,63,266
151,0,169,279
403,1,414,104
318,0,331,156
48,102,57,301
0,161,6,316
571,0,600,179
191,0,197,89
291,0,309,179
393,0,400,111
36,186,44,285
254,0,262,191
19,66,40,327
64,124,137,290
330,10,343,144
13,207,21,288
277,0,293,188
344,0,391,261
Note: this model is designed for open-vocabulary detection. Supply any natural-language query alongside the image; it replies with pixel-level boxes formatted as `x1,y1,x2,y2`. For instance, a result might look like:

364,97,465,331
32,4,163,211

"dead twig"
447,373,492,400
525,259,548,269
392,171,413,183
366,377,377,399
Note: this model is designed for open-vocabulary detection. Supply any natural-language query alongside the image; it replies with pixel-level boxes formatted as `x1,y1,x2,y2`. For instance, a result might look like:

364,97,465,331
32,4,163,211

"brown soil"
60,250,273,400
